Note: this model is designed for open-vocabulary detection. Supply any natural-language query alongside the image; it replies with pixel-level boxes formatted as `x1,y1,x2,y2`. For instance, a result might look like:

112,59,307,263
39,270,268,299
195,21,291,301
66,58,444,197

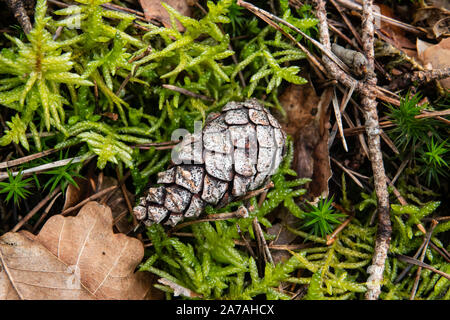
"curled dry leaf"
138,0,193,31
377,4,417,58
63,176,91,211
0,202,153,300
278,82,332,199
418,37,450,89
413,6,450,39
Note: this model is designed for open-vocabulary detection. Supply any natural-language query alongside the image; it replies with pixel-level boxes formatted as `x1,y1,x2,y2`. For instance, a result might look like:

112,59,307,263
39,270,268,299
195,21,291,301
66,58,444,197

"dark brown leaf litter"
278,81,333,199
267,207,303,265
263,81,333,264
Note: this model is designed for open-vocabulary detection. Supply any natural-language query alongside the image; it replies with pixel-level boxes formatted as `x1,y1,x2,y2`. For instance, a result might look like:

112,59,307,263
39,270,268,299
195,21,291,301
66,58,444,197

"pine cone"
133,99,287,226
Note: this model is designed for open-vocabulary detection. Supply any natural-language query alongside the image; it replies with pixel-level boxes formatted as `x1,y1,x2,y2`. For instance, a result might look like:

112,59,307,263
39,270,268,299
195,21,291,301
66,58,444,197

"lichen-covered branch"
313,0,391,300
359,0,391,301
5,0,33,34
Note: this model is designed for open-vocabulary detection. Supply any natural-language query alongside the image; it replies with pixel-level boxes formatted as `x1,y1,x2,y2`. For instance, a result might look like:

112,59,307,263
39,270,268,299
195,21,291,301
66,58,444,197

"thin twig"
128,45,153,64
240,181,274,201
160,232,313,251
328,22,357,50
396,254,450,281
0,155,95,181
343,109,450,136
236,223,257,260
11,186,61,232
429,242,450,263
406,68,450,83
330,0,363,47
410,219,438,300
359,0,391,301
334,0,426,35
135,145,176,151
395,237,428,283
236,0,327,79
328,82,355,151
115,72,133,97
326,214,354,245
351,105,370,159
253,217,275,266
161,84,214,102
331,157,365,189
136,140,180,147
134,140,179,151
423,216,450,222
101,2,145,18
32,191,62,233
331,88,348,151
257,189,269,208
0,148,58,170
168,206,249,234
313,0,392,300
113,209,129,226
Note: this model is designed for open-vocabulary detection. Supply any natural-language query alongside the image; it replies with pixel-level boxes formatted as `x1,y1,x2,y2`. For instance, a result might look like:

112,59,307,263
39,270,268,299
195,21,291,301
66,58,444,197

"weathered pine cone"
133,99,287,226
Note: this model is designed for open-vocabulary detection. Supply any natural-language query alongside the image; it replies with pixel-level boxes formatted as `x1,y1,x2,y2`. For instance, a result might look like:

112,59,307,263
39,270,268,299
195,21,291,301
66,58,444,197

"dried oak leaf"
0,232,95,300
138,0,193,31
0,202,153,300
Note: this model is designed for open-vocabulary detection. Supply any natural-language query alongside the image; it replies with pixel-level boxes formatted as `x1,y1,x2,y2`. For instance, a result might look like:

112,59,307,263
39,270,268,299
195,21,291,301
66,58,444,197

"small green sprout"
303,197,347,238
0,170,34,206
387,92,436,151
42,159,84,194
418,138,449,186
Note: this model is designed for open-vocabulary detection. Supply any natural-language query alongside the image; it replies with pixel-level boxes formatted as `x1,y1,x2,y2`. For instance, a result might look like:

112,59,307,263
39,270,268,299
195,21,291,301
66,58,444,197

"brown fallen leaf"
0,202,153,300
278,82,333,199
138,0,193,31
418,37,450,89
0,232,95,300
378,3,417,58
